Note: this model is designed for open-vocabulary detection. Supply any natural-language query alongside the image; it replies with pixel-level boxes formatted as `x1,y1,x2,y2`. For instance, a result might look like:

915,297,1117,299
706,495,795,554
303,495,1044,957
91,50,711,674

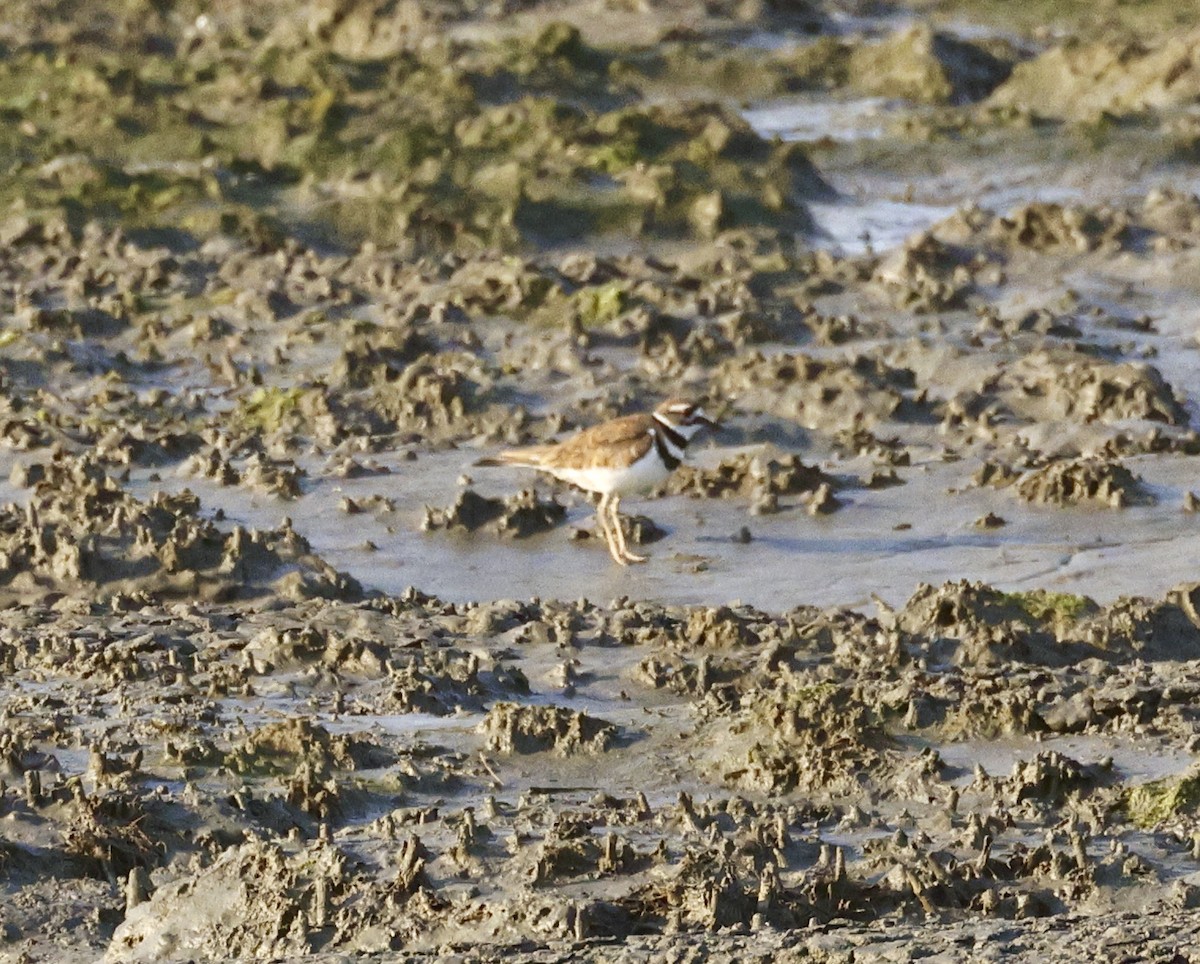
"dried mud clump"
654,451,834,509
999,749,1100,807
612,513,666,547
1001,354,1187,427
607,599,801,653
227,718,377,775
110,837,436,962
872,232,974,312
1079,583,1200,662
378,647,531,716
239,602,532,713
1014,458,1151,508
0,454,358,603
986,202,1129,252
989,29,1200,119
479,702,618,756
341,353,516,444
756,22,1014,106
833,427,912,465
973,457,1151,508
898,579,1200,672
182,448,305,499
897,581,1100,669
848,25,1013,104
422,488,566,539
224,719,389,819
1141,187,1200,244
701,679,892,796
624,849,760,932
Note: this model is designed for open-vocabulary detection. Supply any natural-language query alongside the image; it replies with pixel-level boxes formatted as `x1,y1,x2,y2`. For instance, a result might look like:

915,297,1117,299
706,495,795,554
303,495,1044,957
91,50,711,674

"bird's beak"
696,408,721,431
699,399,732,431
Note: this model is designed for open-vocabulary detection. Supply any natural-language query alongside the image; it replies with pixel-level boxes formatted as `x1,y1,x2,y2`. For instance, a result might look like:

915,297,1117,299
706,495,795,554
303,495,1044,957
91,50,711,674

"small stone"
807,483,842,515
864,468,903,489
620,514,665,546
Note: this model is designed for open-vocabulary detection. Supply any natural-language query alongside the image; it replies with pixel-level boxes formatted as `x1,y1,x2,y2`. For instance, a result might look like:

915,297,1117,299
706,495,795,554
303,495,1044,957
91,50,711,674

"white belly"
549,449,672,496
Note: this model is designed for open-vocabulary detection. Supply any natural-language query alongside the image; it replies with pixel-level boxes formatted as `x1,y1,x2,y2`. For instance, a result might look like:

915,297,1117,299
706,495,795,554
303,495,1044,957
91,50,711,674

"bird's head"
653,398,720,440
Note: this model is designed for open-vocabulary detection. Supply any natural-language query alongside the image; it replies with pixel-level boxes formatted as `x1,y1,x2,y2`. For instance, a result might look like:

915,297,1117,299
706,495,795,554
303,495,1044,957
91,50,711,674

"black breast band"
653,428,682,470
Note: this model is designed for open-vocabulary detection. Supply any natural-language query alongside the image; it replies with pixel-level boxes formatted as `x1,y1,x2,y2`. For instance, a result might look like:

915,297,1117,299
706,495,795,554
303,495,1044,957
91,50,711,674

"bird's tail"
473,446,554,469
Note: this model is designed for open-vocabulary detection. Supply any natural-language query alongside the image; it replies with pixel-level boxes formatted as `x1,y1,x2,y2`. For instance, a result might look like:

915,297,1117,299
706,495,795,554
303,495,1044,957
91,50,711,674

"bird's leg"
596,494,628,566
609,495,647,564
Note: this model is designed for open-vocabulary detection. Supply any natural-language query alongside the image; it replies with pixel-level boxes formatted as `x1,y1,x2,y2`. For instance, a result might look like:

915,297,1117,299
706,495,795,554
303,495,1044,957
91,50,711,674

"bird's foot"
601,534,646,566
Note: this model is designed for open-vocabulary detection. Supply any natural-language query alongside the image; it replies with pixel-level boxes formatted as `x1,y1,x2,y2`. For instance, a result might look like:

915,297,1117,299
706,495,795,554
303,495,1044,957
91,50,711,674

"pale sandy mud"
3,1,1200,962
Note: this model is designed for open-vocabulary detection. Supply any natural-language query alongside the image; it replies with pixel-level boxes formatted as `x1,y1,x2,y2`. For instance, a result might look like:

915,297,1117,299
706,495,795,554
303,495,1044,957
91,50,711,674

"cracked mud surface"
4,0,1200,961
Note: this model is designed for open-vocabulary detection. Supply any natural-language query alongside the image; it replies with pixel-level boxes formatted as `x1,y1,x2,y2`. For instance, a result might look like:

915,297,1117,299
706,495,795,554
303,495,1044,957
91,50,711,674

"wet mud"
4,0,1200,961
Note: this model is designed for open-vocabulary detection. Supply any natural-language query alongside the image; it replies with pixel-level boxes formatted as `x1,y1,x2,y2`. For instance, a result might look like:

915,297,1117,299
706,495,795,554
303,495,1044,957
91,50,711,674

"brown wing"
546,413,655,469
495,413,655,470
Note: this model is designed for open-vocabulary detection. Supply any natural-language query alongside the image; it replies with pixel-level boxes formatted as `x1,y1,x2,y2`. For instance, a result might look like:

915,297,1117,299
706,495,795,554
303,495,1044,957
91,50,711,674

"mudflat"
3,1,1200,961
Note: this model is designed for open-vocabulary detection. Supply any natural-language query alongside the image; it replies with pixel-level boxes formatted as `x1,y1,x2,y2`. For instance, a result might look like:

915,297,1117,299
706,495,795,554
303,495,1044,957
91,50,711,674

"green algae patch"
1124,767,1200,828
1001,590,1098,627
0,14,827,253
573,281,630,328
895,581,1109,670
236,387,316,434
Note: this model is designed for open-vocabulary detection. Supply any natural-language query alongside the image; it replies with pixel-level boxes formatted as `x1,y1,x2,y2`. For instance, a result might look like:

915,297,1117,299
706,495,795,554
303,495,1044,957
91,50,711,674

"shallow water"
806,196,958,255
127,445,1200,611
741,97,894,143
743,97,1177,256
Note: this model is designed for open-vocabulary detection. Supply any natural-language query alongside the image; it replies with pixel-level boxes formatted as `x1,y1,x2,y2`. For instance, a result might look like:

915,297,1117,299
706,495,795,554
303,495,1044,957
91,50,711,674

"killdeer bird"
477,399,719,565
